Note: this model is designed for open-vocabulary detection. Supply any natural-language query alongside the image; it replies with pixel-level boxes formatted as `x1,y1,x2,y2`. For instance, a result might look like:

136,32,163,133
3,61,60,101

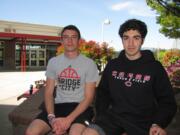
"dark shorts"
89,111,150,135
36,102,94,128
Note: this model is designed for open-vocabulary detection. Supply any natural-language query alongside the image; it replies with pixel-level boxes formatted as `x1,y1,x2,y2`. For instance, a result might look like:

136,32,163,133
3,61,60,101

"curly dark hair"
118,19,147,39
61,25,81,39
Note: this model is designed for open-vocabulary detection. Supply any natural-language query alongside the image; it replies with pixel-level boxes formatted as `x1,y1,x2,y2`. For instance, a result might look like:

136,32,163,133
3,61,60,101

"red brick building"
0,20,62,71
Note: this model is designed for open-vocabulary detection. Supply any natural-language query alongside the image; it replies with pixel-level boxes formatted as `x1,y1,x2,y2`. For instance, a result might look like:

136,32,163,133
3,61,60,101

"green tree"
146,0,180,38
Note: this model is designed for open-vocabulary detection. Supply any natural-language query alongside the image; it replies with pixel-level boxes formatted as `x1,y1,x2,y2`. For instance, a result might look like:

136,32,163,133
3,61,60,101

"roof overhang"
0,32,61,44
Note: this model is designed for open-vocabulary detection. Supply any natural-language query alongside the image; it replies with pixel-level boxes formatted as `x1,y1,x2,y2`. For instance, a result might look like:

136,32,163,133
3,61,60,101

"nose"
128,38,134,46
67,37,73,43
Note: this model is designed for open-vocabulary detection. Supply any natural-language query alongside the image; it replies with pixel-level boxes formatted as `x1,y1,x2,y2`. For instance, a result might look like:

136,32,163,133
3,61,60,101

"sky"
0,0,176,51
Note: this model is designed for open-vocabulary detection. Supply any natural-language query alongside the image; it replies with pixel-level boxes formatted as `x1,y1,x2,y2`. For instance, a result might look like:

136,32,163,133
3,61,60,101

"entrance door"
29,49,46,67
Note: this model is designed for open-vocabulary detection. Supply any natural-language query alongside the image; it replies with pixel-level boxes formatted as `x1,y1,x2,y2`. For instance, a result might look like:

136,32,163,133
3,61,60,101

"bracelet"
47,114,55,125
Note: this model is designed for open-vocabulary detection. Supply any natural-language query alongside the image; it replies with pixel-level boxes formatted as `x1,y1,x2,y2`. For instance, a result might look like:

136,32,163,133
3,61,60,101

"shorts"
36,102,94,128
89,111,149,135
90,112,125,135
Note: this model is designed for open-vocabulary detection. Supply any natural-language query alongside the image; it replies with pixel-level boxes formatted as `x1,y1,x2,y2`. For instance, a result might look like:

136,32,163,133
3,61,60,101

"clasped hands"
51,117,72,135
149,124,167,135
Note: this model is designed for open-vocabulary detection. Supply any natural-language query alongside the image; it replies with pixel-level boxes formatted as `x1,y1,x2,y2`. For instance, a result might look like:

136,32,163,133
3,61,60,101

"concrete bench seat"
8,86,180,135
8,87,53,135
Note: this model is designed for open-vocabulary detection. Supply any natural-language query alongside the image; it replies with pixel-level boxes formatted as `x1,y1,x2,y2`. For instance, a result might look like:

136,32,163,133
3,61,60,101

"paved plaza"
0,71,46,101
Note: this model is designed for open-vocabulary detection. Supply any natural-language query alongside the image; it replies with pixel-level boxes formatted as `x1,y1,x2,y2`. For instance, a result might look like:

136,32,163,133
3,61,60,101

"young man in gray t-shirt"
26,25,99,135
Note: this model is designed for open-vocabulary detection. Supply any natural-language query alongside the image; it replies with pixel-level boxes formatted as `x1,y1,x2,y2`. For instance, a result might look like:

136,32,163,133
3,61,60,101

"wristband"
47,114,55,125
151,123,159,128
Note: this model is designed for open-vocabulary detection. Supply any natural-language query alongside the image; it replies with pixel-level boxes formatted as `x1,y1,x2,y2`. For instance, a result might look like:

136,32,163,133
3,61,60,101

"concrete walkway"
0,71,46,101
0,71,46,135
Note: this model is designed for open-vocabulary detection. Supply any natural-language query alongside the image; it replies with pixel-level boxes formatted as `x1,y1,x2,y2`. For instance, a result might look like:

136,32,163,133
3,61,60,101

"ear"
141,38,145,45
78,38,82,44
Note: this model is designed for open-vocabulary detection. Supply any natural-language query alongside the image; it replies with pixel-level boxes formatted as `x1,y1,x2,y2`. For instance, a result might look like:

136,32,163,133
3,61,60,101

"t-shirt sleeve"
85,60,99,83
45,57,56,79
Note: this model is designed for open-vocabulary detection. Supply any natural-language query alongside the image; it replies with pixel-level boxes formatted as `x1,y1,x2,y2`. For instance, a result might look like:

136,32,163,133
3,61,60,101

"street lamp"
101,19,111,43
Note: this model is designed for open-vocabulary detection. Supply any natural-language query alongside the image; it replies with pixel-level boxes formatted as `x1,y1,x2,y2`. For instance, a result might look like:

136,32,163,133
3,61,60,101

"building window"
46,45,58,61
0,42,4,66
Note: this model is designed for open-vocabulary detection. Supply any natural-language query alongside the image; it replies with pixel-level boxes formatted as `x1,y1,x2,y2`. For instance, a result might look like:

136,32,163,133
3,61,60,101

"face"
61,29,79,53
122,30,144,60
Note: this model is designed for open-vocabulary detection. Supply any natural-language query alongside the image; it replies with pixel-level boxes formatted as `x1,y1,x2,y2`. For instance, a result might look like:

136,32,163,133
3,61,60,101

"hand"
149,124,167,135
57,116,72,131
52,118,66,135
52,117,72,135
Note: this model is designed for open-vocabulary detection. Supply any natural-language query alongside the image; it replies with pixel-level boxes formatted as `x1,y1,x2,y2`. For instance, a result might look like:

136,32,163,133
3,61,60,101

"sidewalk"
0,71,46,135
0,71,46,101
0,96,22,135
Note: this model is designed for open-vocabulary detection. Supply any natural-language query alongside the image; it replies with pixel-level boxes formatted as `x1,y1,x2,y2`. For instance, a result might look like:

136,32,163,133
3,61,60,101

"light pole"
101,19,111,43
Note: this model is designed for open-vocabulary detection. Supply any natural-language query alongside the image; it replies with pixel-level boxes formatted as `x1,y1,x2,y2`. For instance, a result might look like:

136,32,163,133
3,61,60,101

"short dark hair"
118,19,147,39
61,25,81,39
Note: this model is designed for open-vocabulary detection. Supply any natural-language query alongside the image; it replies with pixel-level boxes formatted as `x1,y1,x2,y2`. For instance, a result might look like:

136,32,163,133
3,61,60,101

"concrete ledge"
8,87,54,135
8,86,180,135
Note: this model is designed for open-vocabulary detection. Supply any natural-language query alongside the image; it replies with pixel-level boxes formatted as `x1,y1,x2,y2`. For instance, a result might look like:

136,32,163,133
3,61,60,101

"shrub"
56,39,116,72
162,49,180,67
163,49,180,90
165,59,180,89
170,69,180,88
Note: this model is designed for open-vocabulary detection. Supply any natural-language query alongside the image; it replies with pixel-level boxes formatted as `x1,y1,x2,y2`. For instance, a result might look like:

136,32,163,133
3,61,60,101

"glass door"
30,49,37,66
29,49,46,67
38,49,46,66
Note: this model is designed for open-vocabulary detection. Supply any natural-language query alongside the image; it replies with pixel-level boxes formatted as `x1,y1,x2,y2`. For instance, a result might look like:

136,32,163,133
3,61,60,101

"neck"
64,51,79,59
125,52,141,60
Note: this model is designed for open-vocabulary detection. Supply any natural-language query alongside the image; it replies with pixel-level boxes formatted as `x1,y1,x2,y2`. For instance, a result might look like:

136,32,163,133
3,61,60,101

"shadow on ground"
166,111,180,135
0,104,17,135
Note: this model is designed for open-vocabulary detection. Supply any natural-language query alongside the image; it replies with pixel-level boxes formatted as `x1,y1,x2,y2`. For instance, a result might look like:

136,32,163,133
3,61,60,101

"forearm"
44,77,55,114
45,92,54,114
152,92,177,127
153,64,177,128
67,98,93,122
67,82,96,122
152,101,177,128
95,84,110,116
95,66,110,116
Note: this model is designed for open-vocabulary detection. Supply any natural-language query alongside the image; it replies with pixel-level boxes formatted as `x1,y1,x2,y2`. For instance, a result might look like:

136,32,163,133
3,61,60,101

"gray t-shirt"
46,54,99,104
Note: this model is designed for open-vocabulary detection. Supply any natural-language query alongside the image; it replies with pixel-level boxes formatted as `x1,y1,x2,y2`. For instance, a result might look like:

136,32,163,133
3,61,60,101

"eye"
62,35,69,40
134,36,141,40
71,35,78,39
122,36,128,40
62,35,78,40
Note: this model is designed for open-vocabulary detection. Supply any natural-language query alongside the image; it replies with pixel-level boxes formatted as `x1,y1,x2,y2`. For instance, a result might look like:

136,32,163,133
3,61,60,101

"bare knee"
69,123,86,135
25,127,38,135
25,119,50,135
25,127,39,135
82,127,99,135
